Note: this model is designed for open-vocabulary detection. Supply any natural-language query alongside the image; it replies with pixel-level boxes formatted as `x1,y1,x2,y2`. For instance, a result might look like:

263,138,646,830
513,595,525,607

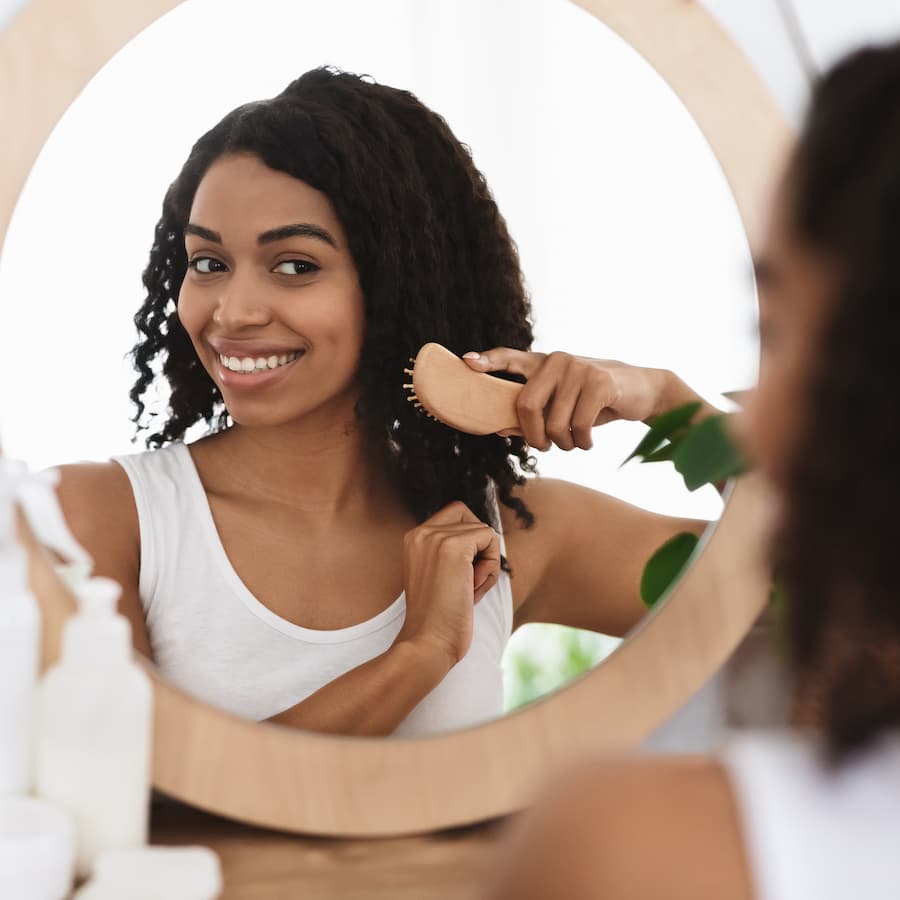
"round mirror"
1,0,786,834
1,0,755,719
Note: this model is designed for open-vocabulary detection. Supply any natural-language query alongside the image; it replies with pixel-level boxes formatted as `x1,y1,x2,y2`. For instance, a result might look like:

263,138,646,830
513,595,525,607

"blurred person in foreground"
485,40,900,900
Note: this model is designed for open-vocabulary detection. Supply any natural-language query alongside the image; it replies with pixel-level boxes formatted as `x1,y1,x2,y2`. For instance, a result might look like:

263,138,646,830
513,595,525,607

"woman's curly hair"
130,67,535,535
778,41,900,760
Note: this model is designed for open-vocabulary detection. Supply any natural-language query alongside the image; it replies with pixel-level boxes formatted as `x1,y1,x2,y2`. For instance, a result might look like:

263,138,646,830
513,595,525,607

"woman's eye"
273,260,319,276
189,257,226,274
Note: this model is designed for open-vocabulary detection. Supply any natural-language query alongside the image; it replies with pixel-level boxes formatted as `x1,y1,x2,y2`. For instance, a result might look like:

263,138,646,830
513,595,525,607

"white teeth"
218,351,301,375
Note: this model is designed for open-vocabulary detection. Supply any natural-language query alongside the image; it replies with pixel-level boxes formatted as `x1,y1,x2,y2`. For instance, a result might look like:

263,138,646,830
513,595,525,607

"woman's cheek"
176,288,205,341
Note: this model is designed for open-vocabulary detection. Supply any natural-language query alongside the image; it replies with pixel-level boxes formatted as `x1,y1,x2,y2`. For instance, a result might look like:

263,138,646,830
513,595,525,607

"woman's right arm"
268,502,501,736
55,463,153,660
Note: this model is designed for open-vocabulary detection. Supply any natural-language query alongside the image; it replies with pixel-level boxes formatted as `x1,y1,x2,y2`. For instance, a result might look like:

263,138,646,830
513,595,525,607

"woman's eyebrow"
183,222,338,248
184,224,221,242
258,223,337,248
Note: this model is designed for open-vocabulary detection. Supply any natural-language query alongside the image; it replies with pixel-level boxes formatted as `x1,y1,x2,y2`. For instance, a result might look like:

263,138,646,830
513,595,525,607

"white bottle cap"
73,845,223,899
0,795,75,900
2,459,93,571
62,576,132,664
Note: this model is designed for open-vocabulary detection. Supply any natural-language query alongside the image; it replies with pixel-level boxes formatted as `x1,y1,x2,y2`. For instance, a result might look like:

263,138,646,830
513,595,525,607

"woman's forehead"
189,156,344,244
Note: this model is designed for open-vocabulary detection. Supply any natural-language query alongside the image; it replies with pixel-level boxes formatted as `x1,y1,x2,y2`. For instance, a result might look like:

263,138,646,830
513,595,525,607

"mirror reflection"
0,0,756,735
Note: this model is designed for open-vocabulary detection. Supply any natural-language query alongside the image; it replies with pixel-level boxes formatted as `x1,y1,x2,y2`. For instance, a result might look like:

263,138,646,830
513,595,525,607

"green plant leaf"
640,532,700,609
672,414,747,491
642,443,677,464
622,401,702,466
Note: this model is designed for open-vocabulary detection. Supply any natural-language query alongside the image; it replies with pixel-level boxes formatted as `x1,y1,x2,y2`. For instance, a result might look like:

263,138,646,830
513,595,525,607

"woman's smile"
213,347,307,392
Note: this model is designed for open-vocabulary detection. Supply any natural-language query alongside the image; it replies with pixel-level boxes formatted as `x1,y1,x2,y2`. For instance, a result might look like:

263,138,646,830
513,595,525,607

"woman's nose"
212,281,271,330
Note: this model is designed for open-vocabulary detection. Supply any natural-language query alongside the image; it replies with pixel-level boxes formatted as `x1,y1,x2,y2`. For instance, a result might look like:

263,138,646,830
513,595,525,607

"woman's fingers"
543,358,583,452
463,347,547,379
472,558,500,603
463,347,633,452
411,503,501,576
516,352,577,450
417,521,501,603
570,372,619,449
422,500,485,527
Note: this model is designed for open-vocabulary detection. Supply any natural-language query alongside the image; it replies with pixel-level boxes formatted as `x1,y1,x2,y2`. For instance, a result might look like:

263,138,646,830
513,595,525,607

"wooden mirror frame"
1,0,790,836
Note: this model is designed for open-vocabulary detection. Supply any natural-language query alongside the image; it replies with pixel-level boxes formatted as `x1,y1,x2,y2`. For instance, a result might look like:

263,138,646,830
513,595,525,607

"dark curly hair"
130,67,536,535
778,41,900,760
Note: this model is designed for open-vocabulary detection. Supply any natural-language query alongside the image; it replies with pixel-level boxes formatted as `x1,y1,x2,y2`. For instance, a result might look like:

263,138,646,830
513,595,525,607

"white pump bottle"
35,576,153,878
0,462,40,794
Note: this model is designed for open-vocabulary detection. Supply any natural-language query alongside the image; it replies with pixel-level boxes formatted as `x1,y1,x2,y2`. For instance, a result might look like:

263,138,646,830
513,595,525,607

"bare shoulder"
485,756,753,900
55,461,151,657
55,461,139,555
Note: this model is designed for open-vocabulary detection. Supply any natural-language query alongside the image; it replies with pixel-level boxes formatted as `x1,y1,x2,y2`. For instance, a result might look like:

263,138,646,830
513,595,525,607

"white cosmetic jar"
0,795,75,900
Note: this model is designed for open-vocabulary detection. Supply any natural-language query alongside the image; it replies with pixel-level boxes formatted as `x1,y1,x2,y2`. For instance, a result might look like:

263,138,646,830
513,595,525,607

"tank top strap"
111,443,197,620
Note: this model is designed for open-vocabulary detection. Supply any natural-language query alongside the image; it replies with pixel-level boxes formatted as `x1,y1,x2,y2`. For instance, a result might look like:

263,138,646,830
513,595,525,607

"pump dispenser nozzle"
62,577,131,665
0,445,42,796
0,459,93,585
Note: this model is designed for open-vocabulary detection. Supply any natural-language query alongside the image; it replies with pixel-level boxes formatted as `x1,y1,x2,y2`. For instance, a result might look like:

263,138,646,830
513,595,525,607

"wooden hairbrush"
403,342,523,435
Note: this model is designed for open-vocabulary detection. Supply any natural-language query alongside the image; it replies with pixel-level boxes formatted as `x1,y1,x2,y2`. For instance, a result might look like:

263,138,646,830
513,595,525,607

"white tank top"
112,442,513,737
721,730,900,899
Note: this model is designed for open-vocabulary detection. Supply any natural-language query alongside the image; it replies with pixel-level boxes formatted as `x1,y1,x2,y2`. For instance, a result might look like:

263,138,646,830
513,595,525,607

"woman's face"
738,178,837,487
178,154,366,430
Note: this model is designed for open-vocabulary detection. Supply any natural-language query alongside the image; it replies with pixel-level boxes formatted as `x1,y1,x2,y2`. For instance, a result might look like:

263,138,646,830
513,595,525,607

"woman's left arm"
503,478,706,635
470,348,720,634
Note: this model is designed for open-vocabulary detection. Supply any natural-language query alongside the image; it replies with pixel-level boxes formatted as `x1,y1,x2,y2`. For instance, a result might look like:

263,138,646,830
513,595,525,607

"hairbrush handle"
405,343,522,436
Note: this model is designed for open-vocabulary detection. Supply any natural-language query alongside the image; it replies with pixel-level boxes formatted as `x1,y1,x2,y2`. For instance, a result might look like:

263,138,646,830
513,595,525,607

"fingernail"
462,352,481,360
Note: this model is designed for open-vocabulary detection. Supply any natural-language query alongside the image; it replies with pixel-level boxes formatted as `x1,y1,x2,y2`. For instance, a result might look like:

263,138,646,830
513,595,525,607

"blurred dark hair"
131,67,536,535
780,40,900,759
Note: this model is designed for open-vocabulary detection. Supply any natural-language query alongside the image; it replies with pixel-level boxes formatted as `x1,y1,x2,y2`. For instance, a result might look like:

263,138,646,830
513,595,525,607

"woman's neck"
195,414,400,525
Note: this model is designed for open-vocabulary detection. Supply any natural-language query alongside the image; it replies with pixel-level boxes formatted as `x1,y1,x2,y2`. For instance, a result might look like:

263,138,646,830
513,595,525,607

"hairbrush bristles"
401,343,522,435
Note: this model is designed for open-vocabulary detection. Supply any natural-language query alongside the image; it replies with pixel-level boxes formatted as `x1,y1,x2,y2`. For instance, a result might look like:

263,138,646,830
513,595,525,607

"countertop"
150,800,508,899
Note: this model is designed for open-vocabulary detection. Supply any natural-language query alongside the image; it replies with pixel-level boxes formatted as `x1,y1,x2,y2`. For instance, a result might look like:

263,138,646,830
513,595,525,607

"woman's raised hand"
462,348,673,452
395,502,501,670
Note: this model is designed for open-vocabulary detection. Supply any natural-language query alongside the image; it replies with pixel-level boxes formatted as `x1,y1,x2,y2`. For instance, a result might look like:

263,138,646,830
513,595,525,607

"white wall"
700,0,900,125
